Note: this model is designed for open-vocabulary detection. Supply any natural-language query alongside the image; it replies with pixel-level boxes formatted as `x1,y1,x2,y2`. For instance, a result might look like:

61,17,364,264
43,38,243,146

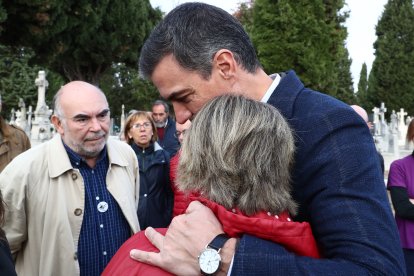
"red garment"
169,152,199,217
102,228,172,276
103,197,320,276
156,127,165,141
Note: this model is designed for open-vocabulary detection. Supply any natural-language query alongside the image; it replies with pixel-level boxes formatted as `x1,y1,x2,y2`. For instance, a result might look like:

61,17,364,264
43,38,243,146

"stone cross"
10,108,16,124
390,110,398,133
34,70,49,112
27,105,33,132
406,115,412,126
397,108,407,128
119,104,126,139
379,102,387,124
372,107,380,136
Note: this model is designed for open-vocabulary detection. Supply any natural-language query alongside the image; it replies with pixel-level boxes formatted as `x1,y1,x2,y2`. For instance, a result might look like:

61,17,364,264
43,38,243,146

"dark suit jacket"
231,71,405,275
157,117,180,157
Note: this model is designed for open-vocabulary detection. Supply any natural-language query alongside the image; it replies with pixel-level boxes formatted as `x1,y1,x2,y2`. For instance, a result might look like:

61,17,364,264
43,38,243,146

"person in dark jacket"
151,100,180,157
124,111,173,229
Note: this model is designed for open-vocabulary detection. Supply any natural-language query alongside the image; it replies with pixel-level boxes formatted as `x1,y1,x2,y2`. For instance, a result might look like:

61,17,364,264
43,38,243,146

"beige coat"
0,124,31,172
0,135,140,276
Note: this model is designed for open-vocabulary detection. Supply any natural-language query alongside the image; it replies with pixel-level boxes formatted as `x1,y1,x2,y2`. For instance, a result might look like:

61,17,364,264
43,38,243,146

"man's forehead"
152,105,166,113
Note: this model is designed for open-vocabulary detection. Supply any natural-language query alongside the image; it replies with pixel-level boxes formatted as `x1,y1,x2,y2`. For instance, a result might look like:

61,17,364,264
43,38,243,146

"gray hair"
152,100,169,114
139,2,261,80
177,95,297,216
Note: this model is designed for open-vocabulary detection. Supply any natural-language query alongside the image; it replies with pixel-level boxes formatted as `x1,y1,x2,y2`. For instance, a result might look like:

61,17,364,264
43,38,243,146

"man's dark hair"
139,2,261,80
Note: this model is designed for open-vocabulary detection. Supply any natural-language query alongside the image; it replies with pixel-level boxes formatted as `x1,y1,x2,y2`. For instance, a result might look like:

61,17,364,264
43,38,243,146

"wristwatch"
198,233,230,275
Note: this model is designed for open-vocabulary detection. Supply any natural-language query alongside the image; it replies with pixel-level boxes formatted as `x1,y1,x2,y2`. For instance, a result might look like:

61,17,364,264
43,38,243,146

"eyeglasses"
131,122,152,129
175,129,188,138
64,109,110,127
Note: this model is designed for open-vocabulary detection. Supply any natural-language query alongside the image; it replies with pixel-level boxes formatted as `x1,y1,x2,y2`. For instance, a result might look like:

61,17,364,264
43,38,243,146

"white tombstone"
372,107,380,136
27,105,33,133
397,108,408,146
14,98,29,133
9,108,16,125
390,110,398,134
120,105,125,132
31,70,53,146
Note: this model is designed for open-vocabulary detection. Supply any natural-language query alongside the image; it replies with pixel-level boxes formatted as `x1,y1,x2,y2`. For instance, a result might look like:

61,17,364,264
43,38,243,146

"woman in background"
388,119,414,276
123,111,173,229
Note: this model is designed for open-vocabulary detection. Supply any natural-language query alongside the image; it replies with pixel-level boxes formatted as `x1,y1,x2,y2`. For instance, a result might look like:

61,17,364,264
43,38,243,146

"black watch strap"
208,233,230,251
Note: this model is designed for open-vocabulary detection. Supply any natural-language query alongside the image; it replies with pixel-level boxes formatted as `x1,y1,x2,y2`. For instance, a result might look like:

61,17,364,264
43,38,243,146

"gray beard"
154,121,165,128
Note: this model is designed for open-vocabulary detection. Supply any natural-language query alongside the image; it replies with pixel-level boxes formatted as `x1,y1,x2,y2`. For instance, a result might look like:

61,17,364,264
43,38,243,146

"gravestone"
397,108,408,146
31,70,53,145
14,98,29,134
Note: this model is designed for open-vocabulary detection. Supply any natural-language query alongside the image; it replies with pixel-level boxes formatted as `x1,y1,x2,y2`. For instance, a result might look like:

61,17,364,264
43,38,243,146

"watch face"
199,248,221,274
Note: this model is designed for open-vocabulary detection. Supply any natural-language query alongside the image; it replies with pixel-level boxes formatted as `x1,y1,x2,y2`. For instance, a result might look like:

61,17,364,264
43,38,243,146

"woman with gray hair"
103,95,319,276
178,94,297,216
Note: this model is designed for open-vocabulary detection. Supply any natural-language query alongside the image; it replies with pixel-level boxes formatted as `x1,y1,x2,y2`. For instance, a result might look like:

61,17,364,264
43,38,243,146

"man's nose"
173,103,192,124
89,117,103,131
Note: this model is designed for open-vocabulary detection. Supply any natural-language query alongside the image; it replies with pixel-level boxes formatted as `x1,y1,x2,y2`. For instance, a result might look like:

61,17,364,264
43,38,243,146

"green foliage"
237,0,354,101
0,0,162,83
0,45,65,119
356,63,369,106
0,0,6,32
368,0,414,116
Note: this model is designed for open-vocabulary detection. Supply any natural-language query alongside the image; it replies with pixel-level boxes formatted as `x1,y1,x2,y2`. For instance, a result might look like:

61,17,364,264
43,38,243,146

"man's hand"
130,201,227,275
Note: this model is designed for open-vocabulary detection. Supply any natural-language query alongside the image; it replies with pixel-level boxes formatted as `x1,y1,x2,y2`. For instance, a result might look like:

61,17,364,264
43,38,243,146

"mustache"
85,131,106,141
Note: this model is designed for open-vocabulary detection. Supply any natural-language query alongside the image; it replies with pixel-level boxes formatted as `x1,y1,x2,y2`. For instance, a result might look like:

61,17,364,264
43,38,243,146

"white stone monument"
31,70,53,145
397,108,408,146
14,98,29,134
9,108,16,125
120,104,126,133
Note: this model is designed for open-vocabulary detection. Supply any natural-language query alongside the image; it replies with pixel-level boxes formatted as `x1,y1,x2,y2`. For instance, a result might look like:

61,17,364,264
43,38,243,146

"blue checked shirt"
64,144,131,276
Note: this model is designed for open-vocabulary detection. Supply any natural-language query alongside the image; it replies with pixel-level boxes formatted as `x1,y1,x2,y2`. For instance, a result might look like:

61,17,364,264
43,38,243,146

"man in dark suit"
131,2,405,275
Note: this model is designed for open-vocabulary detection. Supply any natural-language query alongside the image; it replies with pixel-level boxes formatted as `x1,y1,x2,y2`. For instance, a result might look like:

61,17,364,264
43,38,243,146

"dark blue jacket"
157,117,180,157
231,71,405,275
132,142,173,229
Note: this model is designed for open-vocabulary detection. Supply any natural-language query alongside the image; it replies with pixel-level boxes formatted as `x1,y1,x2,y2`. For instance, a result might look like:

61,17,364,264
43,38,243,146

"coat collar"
48,134,129,178
267,70,305,119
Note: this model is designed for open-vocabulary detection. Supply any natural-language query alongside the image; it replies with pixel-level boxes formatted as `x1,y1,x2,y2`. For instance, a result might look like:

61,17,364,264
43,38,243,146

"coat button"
72,173,78,180
74,252,78,260
74,208,83,216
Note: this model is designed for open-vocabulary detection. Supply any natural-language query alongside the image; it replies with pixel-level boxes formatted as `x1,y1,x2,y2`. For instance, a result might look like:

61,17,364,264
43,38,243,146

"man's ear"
213,49,237,80
51,115,64,135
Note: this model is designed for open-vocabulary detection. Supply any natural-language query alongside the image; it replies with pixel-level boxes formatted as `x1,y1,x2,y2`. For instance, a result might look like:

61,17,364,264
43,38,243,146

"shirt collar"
261,73,281,103
63,140,107,168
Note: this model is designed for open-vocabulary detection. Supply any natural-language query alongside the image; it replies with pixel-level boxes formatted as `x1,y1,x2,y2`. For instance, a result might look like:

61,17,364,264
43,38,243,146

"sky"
149,0,388,90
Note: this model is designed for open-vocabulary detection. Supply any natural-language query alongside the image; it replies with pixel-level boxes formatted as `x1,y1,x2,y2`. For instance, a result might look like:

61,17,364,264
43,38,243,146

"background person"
0,81,140,275
388,118,414,276
124,111,173,229
151,100,180,157
131,2,405,275
0,95,31,173
351,104,385,175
